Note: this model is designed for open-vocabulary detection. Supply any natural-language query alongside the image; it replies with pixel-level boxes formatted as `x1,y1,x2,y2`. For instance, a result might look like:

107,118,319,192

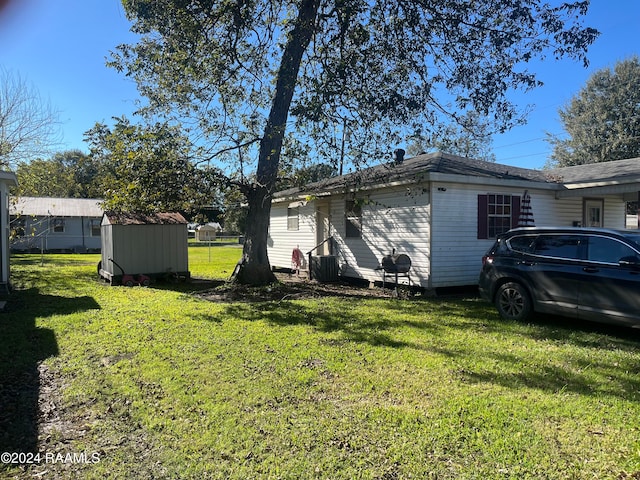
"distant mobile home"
268,152,640,290
99,212,190,285
10,197,104,253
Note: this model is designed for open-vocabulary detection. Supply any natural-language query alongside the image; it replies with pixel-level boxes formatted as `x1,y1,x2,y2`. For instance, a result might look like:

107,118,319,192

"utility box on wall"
99,212,190,285
310,255,339,283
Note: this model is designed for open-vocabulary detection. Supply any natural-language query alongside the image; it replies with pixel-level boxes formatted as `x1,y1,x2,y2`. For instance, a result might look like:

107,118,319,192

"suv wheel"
495,282,532,321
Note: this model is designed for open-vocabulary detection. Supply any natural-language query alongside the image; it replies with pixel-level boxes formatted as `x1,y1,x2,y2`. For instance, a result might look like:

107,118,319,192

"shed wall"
101,223,188,276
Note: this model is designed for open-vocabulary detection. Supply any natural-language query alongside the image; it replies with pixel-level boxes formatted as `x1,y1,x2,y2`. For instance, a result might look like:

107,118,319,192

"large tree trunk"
232,0,320,285
231,185,277,285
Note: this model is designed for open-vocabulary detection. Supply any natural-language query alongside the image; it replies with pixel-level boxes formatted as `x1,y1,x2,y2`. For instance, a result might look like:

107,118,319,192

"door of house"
584,199,604,227
316,201,331,255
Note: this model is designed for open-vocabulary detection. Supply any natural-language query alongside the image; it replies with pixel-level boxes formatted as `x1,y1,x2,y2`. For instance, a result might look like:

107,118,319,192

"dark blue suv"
479,227,640,328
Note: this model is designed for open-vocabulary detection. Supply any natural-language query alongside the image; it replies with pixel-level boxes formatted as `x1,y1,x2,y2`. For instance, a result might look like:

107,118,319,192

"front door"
316,201,331,255
584,199,604,227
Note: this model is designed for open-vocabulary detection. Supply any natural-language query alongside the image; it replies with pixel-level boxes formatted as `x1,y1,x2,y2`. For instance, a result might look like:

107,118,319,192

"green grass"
1,247,640,479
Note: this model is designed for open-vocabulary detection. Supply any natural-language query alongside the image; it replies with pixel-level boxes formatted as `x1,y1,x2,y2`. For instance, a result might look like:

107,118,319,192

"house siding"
269,186,433,288
12,216,102,252
337,186,431,287
268,202,317,270
268,154,635,289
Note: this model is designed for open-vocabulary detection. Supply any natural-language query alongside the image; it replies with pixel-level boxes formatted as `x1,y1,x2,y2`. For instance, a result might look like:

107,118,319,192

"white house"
10,197,104,252
267,152,640,290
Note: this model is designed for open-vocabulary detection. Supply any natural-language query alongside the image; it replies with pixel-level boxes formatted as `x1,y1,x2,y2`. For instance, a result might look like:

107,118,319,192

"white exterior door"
316,201,331,255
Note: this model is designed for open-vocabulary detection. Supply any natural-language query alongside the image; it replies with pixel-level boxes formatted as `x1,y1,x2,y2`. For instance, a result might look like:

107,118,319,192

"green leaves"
549,56,640,167
84,116,224,214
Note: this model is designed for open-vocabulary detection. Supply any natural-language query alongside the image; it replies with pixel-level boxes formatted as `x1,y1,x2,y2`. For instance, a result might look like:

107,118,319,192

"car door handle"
583,267,599,273
519,261,535,266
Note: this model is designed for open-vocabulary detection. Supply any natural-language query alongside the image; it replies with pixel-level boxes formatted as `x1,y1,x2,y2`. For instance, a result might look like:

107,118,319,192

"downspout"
427,180,433,290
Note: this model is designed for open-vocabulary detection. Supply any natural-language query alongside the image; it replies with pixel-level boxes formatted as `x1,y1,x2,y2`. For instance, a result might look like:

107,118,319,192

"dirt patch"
194,272,416,302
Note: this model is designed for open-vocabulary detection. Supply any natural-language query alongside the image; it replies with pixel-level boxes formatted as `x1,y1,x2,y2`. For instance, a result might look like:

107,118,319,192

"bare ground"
194,271,419,302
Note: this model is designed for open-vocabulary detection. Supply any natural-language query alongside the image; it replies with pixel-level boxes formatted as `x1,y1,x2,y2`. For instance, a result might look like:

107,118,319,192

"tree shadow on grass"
0,289,100,458
222,299,444,350
223,297,640,402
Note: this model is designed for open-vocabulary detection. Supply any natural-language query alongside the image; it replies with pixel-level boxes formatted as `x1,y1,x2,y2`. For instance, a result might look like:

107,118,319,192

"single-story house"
10,197,104,252
267,152,640,290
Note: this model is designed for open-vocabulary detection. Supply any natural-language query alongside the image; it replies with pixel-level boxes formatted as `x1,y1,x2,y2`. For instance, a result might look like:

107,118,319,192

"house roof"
274,152,640,200
551,157,640,184
274,152,554,199
103,212,187,225
11,196,104,217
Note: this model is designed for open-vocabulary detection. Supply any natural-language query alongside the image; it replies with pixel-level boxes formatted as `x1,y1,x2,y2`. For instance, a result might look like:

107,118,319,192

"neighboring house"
10,197,104,253
267,152,640,290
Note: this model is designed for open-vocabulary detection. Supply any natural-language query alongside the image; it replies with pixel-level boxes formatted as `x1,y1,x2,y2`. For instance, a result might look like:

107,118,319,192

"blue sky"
1,0,638,170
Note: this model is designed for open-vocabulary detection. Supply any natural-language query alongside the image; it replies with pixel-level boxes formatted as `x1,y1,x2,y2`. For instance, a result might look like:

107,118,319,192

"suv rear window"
507,235,537,254
532,234,582,259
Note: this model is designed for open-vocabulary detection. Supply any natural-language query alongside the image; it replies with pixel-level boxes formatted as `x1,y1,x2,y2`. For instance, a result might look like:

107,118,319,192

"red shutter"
477,194,488,239
511,195,521,229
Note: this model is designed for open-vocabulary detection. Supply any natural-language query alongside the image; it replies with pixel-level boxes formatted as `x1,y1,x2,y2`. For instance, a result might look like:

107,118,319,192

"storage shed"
195,224,217,242
99,212,190,285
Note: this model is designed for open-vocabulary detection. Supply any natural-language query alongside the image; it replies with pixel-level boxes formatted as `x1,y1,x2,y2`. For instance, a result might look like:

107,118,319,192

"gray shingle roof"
274,153,640,200
550,157,640,184
103,212,187,225
275,151,553,198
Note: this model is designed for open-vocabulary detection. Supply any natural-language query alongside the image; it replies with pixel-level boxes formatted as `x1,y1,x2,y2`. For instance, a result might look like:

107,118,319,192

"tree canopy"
111,0,598,284
16,150,102,198
406,112,497,162
84,117,223,214
547,56,640,167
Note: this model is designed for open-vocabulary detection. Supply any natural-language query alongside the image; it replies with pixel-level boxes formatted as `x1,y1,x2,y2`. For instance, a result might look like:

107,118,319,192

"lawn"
1,246,639,479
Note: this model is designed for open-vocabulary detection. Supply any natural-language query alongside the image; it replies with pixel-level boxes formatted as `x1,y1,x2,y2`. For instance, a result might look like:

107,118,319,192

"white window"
487,194,512,238
345,199,362,238
51,218,65,233
287,207,299,231
90,220,101,237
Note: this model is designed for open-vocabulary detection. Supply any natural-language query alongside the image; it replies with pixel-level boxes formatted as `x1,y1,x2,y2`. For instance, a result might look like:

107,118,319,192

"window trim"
90,219,101,237
477,193,521,239
345,198,362,238
50,218,65,233
287,207,299,231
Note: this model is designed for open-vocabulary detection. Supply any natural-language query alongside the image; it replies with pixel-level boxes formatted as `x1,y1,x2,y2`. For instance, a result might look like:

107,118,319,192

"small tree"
0,67,61,169
547,56,640,167
85,117,223,215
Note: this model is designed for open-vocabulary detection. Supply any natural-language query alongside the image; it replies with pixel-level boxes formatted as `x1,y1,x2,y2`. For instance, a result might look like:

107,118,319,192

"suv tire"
495,282,532,321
